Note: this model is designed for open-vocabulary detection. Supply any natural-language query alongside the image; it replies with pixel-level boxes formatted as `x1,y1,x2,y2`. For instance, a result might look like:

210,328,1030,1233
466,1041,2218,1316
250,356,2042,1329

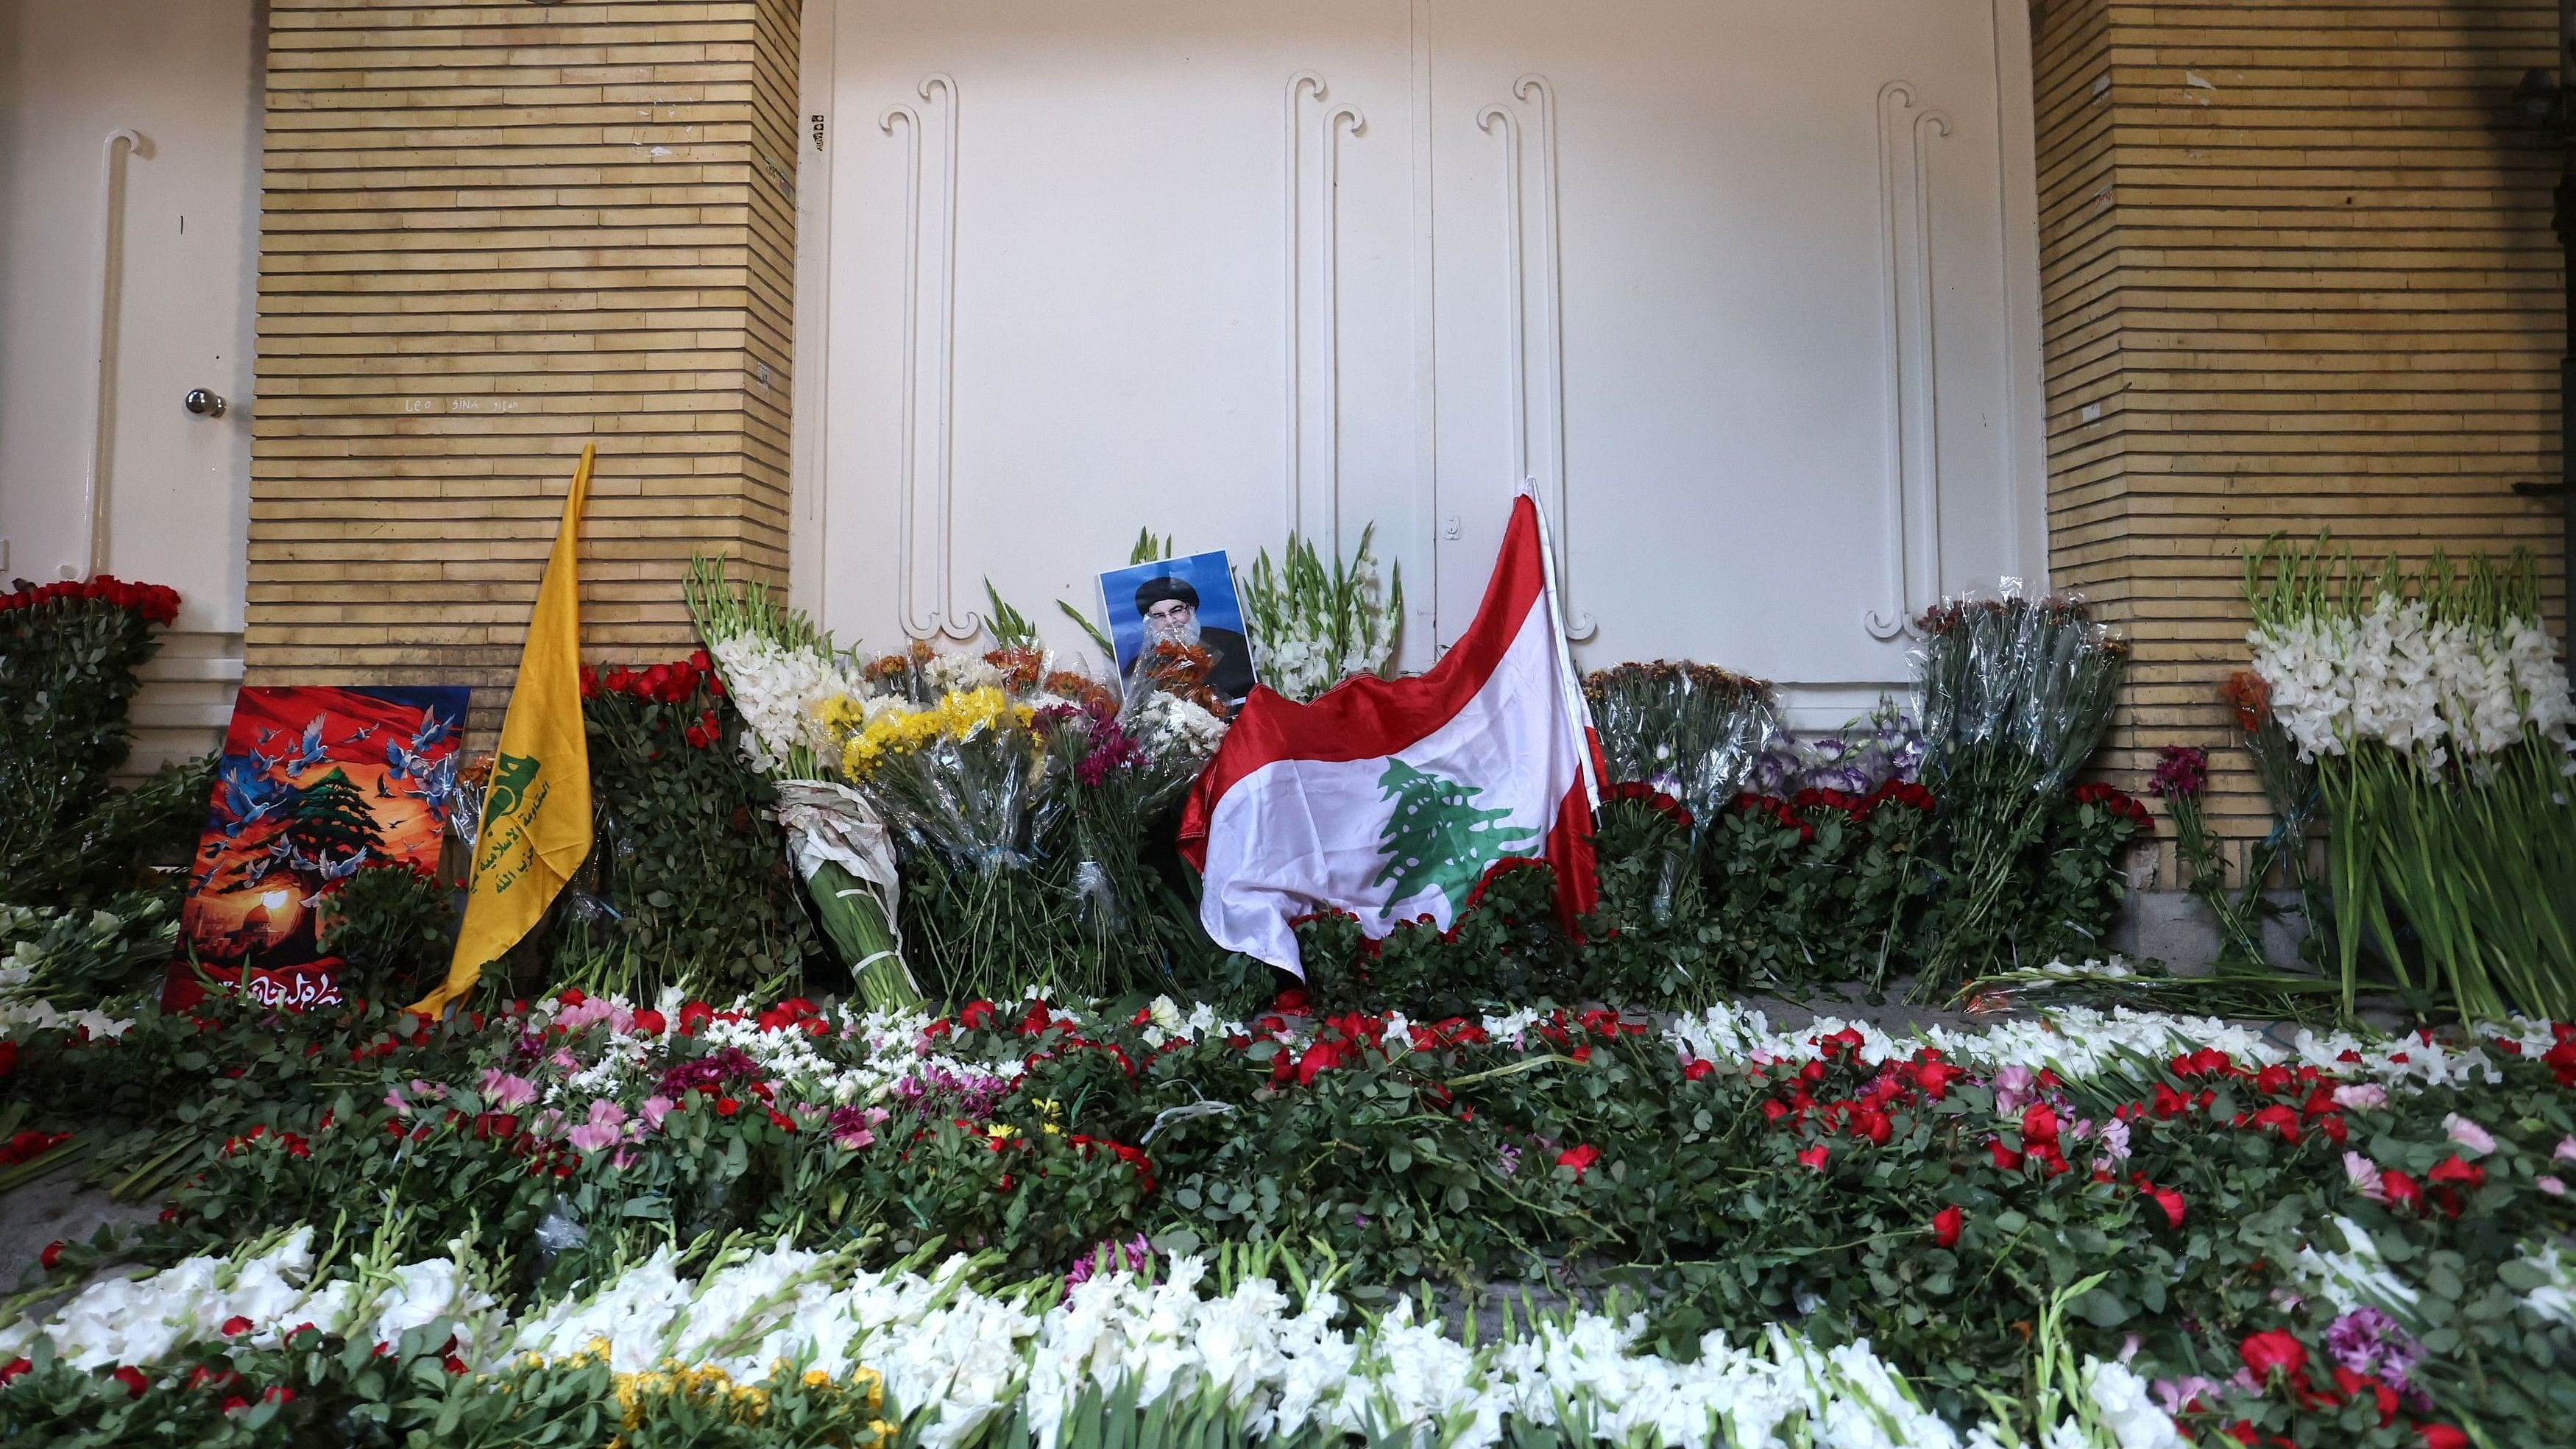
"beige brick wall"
247,0,802,736
2033,0,2568,880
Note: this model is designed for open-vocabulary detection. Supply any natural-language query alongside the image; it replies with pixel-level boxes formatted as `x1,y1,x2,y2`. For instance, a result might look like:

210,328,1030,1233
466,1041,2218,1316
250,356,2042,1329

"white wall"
0,0,263,768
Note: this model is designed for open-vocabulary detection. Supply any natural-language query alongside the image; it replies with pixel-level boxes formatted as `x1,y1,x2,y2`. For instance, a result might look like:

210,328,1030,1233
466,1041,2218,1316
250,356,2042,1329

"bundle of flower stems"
2246,536,2576,1021
1912,592,2129,993
1583,662,1785,832
684,556,922,1011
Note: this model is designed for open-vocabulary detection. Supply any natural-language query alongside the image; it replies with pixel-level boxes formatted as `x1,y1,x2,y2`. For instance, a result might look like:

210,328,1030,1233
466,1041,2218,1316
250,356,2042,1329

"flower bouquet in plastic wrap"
2246,535,2576,1019
1913,588,2129,993
825,602,1231,1004
1584,662,1785,831
684,557,919,1010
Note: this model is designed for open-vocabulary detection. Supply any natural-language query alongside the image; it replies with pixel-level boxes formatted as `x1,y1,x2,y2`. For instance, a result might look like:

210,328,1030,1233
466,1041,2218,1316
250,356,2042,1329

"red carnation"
1932,1205,1963,1247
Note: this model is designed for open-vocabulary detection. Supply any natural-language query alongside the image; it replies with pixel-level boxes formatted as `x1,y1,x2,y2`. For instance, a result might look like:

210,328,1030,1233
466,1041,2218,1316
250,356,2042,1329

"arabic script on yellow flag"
408,444,597,1017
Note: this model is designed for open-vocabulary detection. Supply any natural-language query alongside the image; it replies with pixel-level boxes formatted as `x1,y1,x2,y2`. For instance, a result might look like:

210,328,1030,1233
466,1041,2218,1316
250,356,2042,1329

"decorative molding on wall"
1282,73,1365,550
882,73,978,642
1318,100,1365,550
1865,81,1949,640
1480,77,1592,641
83,128,145,581
1283,71,1323,541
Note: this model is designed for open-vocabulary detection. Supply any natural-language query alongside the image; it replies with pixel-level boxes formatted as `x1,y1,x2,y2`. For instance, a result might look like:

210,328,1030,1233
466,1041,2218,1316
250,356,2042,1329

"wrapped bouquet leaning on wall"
685,556,921,1012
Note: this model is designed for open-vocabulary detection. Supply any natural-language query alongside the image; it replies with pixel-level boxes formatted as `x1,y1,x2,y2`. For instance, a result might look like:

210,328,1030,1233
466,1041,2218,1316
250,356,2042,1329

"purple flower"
2326,1306,2424,1394
2147,745,2208,801
1064,1234,1154,1287
828,1105,890,1151
656,1048,761,1099
1992,1065,2036,1116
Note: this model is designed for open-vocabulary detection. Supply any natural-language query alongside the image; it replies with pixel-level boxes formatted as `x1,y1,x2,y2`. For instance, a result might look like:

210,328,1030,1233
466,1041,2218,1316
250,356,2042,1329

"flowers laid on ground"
2245,537,2576,1020
10,981,2576,1446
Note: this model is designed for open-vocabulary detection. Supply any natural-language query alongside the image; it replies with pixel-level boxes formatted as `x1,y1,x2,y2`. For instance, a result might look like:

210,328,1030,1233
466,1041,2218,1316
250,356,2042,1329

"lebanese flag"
1179,492,1600,975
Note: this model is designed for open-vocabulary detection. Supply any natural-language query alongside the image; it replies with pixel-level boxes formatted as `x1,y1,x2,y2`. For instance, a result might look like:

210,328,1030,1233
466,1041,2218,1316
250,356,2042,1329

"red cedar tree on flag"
1179,493,1601,976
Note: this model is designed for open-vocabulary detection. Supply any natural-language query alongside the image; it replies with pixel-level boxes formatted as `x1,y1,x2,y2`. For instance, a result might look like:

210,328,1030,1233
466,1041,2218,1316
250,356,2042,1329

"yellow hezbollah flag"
409,444,597,1016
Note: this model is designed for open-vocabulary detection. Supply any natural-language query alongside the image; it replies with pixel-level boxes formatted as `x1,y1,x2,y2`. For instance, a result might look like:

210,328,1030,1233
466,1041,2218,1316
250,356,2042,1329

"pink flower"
1992,1065,2036,1116
2443,1114,2496,1156
2330,1083,2387,1111
479,1069,538,1109
566,1100,629,1153
640,1095,676,1131
2555,1136,2576,1163
2344,1152,2385,1202
383,1086,412,1116
2538,1176,2566,1197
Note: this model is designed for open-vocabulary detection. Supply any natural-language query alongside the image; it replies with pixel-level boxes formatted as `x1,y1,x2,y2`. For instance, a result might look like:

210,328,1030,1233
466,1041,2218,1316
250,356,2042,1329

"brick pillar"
2032,0,2568,873
247,0,802,736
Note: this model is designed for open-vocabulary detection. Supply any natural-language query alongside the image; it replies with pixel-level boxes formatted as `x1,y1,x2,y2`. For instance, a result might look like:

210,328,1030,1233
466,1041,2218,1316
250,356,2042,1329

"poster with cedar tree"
166,685,471,1010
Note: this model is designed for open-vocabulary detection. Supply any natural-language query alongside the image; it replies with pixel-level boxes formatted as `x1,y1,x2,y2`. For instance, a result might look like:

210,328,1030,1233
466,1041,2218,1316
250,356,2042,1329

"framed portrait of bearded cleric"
1097,551,1259,714
164,684,473,1012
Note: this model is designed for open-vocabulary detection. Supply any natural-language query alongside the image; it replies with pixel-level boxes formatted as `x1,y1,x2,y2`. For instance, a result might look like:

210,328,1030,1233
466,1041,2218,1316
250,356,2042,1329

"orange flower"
2220,670,2272,734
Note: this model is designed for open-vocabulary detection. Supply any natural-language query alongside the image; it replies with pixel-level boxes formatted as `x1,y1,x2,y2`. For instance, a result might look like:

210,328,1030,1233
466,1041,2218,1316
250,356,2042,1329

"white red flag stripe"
1179,495,1599,975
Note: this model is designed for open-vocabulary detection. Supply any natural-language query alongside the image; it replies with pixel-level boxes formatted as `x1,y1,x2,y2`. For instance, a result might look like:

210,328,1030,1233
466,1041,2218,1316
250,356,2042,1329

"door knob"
184,388,227,418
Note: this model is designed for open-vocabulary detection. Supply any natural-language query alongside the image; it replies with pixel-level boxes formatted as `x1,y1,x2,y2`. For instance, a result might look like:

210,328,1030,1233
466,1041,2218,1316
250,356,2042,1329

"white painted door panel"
802,1,2042,718
821,1,1416,658
1426,0,2028,699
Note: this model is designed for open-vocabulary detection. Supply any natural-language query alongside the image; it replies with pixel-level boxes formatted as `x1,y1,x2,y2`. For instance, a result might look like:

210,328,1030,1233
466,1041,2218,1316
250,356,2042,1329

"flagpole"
1521,476,1600,807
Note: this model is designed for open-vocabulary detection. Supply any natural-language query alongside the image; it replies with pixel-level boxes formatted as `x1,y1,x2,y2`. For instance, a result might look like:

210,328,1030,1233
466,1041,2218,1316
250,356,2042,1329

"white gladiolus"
2248,595,2576,774
2,1237,2160,1449
704,631,860,768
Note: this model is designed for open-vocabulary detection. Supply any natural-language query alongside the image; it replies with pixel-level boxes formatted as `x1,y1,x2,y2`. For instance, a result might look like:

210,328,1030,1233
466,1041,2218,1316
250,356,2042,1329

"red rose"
2145,1185,2186,1229
264,1385,295,1405
0,1040,16,1077
2249,1104,2301,1141
38,1241,63,1270
1682,1058,1716,1082
2332,1367,2399,1427
678,1002,715,1034
2238,1328,2308,1381
1556,1144,1601,1180
1988,1138,2025,1172
1295,1039,1350,1085
630,1010,667,1036
113,1365,150,1397
557,988,587,1007
715,1097,741,1116
1797,1143,1830,1170
1932,1205,1963,1247
220,1315,253,1336
2426,1155,2485,1190
2416,1425,2468,1449
0,1357,29,1384
220,1395,251,1414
